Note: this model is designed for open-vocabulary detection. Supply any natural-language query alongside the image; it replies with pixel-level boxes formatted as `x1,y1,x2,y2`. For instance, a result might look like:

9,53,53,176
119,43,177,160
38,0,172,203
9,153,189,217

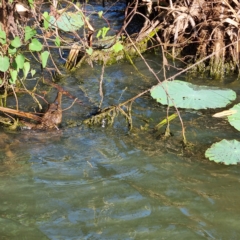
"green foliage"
0,29,6,44
55,36,61,47
28,0,34,8
98,11,103,18
41,51,50,68
29,38,43,51
15,54,25,70
43,12,50,30
10,37,21,48
8,46,17,55
205,139,240,165
49,12,84,32
23,62,30,79
97,27,110,39
86,47,93,56
31,69,36,77
112,42,123,53
10,69,18,84
24,26,36,41
227,103,240,131
0,56,10,72
150,80,236,109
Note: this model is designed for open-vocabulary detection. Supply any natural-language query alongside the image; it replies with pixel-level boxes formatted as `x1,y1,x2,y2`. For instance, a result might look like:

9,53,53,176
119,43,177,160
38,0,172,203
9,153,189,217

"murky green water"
1,54,240,240
1,1,240,239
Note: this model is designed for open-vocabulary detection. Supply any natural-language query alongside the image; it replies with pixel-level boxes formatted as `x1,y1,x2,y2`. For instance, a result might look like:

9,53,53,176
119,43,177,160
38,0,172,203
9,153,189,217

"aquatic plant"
205,103,240,164
205,139,240,165
150,80,236,110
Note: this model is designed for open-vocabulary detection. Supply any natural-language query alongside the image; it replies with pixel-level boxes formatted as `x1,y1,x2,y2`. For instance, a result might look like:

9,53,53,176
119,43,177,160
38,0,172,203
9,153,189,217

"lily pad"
49,12,84,32
150,80,236,110
205,139,240,165
227,103,240,131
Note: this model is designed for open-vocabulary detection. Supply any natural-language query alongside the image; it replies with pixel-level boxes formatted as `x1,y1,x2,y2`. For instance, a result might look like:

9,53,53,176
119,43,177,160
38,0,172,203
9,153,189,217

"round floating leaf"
150,80,236,110
49,12,84,32
0,56,10,72
205,139,240,165
227,103,240,131
29,38,42,51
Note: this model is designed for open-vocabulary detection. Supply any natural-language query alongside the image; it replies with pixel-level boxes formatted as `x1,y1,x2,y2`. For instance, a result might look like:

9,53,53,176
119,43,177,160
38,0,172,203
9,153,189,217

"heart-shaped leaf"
0,56,10,72
23,62,30,79
41,51,50,68
11,36,21,48
15,54,25,70
10,69,18,84
24,26,36,42
29,38,42,51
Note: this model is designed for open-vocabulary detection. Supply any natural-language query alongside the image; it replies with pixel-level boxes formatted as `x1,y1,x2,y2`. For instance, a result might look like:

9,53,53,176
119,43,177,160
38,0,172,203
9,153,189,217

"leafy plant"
205,139,240,165
150,80,236,109
226,104,240,131
206,103,240,164
97,27,110,39
49,11,84,32
112,42,123,53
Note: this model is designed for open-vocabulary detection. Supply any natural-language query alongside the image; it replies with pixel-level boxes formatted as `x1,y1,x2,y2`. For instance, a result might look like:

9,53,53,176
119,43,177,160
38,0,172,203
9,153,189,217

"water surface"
1,1,240,239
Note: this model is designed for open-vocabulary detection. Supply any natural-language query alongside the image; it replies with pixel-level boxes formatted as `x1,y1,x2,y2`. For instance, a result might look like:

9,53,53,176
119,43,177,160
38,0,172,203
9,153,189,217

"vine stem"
117,32,240,144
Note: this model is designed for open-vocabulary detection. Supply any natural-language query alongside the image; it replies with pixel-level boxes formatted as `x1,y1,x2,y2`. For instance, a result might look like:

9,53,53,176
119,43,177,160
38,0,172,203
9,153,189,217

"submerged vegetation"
1,0,240,164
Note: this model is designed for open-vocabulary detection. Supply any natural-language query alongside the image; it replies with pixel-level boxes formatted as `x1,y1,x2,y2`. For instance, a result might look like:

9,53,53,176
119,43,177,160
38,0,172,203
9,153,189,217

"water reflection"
1,50,240,240
1,121,240,239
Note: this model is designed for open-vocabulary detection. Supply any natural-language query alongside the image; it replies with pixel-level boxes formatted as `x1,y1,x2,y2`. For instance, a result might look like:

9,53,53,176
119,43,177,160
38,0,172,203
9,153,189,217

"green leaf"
31,69,36,77
86,47,93,55
0,56,10,72
43,12,50,30
97,27,110,39
11,36,21,48
28,0,34,9
23,62,30,79
101,27,109,38
150,80,236,110
8,46,17,55
49,12,84,32
55,36,61,47
15,54,25,70
0,29,6,44
24,26,36,42
10,69,18,84
29,38,42,51
96,29,102,39
98,11,103,18
112,42,123,53
41,51,50,68
205,139,240,165
227,103,240,131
